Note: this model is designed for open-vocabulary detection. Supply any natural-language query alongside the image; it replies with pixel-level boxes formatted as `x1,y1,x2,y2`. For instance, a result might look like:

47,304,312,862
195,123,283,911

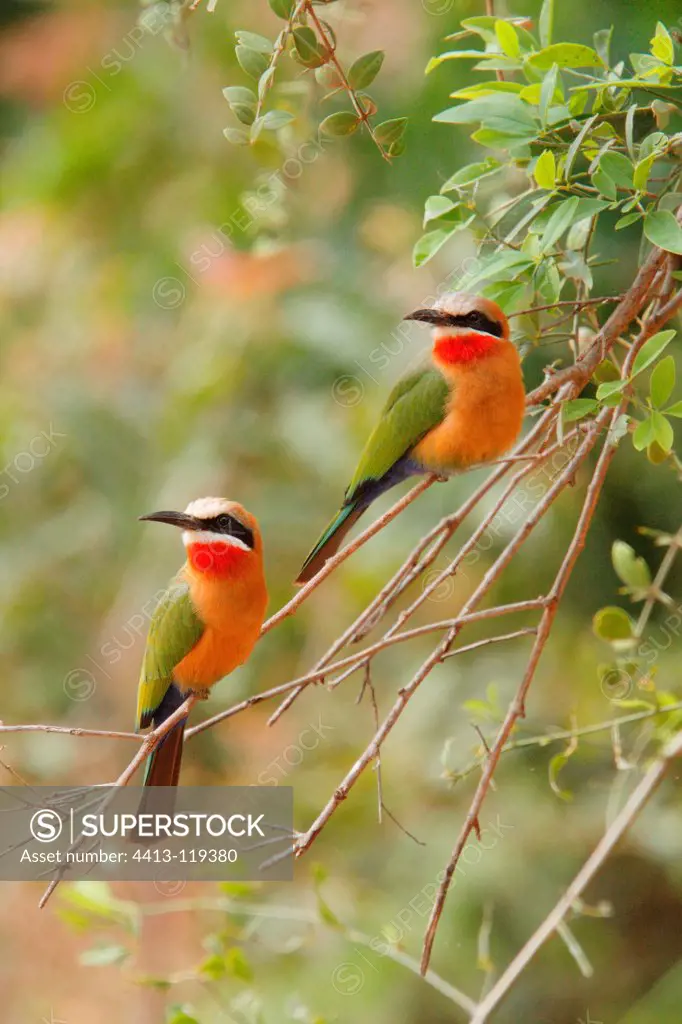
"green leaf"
315,64,342,89
80,944,129,967
440,158,500,192
564,113,599,179
423,195,459,225
231,103,256,126
539,64,560,128
222,86,257,106
235,31,273,55
433,94,537,130
258,67,275,100
593,26,613,66
612,540,651,589
651,22,674,65
559,251,592,289
413,227,460,267
632,415,657,451
596,379,626,402
293,27,327,68
495,20,520,59
562,398,599,423
539,0,554,47
540,196,579,251
616,212,642,230
426,49,516,73
374,117,408,146
223,127,250,145
593,606,634,641
167,1008,200,1024
452,81,524,99
319,111,359,137
599,151,634,189
633,152,656,191
200,954,227,980
225,947,253,982
472,127,535,151
665,400,682,418
631,329,676,377
268,0,294,17
591,166,617,201
548,748,574,802
648,440,670,464
644,210,682,255
236,46,269,80
458,249,535,290
348,50,385,90
534,149,556,189
650,355,676,408
593,359,620,384
261,109,294,130
651,410,674,452
527,43,604,70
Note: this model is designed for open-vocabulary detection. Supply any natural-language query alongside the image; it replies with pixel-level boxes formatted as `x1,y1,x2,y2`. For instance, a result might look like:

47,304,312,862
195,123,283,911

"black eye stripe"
201,514,255,549
446,311,503,337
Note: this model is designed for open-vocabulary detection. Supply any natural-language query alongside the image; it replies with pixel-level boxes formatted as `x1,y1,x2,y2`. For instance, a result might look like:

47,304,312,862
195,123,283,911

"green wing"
136,576,205,730
345,367,450,502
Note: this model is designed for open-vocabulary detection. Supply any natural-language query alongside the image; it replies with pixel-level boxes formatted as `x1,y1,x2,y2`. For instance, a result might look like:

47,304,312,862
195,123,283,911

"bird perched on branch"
296,292,525,584
136,498,268,788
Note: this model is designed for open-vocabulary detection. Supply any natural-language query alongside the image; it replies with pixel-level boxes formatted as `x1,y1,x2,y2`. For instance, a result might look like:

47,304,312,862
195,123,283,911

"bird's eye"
217,514,233,531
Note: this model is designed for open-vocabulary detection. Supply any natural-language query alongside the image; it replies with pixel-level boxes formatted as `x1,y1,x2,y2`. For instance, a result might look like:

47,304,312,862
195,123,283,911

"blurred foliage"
1,0,682,1022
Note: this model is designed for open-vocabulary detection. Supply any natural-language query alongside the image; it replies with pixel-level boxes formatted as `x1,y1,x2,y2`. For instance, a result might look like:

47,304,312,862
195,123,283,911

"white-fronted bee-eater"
136,498,268,788
296,292,526,584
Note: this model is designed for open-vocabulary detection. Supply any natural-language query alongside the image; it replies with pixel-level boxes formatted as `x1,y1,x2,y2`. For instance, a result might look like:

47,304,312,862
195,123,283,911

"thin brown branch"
0,724,141,741
187,600,545,740
449,700,682,785
526,239,675,407
421,406,615,974
38,695,196,910
260,475,437,639
420,292,679,974
470,726,682,1023
267,406,563,725
291,424,600,860
253,1,307,126
303,1,391,161
507,296,623,319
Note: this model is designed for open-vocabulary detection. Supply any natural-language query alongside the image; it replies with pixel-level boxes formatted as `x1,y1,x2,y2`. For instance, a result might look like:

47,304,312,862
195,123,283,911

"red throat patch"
433,332,499,366
188,541,250,578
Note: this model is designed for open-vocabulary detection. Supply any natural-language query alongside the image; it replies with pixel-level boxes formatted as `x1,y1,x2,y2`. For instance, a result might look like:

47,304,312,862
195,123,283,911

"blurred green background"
1,0,681,1021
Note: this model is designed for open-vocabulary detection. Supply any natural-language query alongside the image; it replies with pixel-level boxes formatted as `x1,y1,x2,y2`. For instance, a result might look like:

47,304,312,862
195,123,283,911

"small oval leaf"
593,606,635,642
612,541,651,590
319,111,360,137
236,45,270,80
348,50,385,90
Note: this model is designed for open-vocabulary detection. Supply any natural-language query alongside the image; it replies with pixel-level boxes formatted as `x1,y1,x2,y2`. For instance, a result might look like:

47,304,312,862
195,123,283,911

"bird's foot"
187,687,211,701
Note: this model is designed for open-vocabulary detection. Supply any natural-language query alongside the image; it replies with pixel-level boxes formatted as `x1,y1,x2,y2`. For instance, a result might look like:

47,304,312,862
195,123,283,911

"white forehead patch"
434,291,480,316
184,496,233,519
182,529,250,551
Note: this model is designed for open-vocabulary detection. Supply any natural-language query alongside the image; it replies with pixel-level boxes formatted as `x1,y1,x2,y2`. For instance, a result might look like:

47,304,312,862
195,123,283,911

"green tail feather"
296,502,364,585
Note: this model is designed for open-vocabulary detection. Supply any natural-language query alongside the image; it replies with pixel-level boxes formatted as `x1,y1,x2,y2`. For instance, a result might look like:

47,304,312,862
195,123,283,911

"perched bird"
136,498,268,788
296,292,525,584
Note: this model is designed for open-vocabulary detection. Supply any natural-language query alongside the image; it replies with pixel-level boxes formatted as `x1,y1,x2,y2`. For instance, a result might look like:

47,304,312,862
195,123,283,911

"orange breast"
412,341,525,470
172,563,268,691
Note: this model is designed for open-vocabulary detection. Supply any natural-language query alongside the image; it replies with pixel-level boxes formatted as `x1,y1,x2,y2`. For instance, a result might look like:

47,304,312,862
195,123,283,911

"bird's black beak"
403,307,452,326
139,510,203,530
